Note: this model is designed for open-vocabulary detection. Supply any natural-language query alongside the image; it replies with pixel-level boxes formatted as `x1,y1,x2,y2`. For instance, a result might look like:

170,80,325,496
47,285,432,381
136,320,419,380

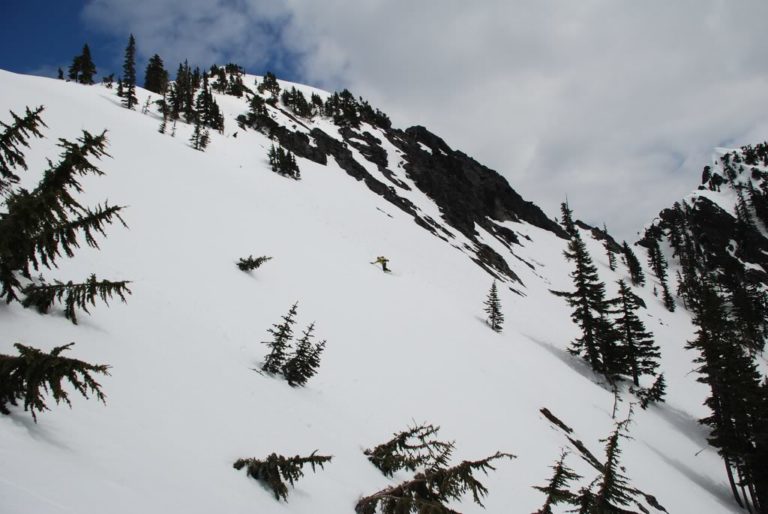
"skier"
372,256,390,272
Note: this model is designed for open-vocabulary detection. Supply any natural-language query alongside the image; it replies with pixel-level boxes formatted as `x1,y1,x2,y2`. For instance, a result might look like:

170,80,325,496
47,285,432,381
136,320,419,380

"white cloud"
82,0,768,240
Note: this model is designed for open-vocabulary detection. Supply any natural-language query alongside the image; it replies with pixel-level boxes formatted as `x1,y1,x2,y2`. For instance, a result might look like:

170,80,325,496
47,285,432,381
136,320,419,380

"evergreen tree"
233,451,332,501
57,68,64,80
603,224,616,271
723,277,768,354
261,302,298,374
158,91,168,134
68,44,96,85
68,49,80,81
364,423,455,477
195,84,224,132
281,323,326,387
121,34,137,109
281,87,312,117
0,105,46,192
143,54,168,94
0,118,127,305
173,61,197,123
0,342,109,422
635,373,667,409
483,281,504,332
532,450,581,514
609,280,660,386
355,451,515,514
590,416,637,513
686,280,768,511
558,230,617,375
645,232,675,312
267,144,300,179
236,255,272,271
22,274,131,325
560,201,577,237
622,241,645,287
735,187,755,234
661,282,675,312
189,113,209,152
257,71,281,97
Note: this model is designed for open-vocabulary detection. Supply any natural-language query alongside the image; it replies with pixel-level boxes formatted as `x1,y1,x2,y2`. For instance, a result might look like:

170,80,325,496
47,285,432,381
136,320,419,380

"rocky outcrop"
242,97,567,284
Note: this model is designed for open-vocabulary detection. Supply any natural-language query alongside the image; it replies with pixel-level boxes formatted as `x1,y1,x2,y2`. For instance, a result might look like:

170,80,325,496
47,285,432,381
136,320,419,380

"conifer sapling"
484,281,504,332
0,342,109,421
236,255,272,271
355,451,515,514
532,450,582,514
233,451,332,501
364,422,455,477
281,322,326,387
261,302,298,374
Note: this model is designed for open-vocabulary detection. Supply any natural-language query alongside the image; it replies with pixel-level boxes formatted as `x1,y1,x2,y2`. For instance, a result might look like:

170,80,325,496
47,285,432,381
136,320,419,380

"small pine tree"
0,342,109,421
190,115,206,151
257,71,281,96
121,34,138,109
532,450,582,514
57,67,64,80
22,274,131,325
281,323,326,387
603,224,616,271
484,281,504,332
622,241,645,287
560,201,577,237
68,44,96,85
261,302,299,374
645,231,674,312
355,451,515,514
236,255,272,271
661,282,676,312
143,54,168,94
233,451,332,501
267,144,300,179
590,415,637,512
609,280,660,386
158,91,168,134
364,423,455,477
636,373,667,409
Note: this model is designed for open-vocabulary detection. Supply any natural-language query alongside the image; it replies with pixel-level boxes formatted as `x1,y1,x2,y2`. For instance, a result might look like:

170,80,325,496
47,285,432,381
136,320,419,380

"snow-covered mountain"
0,68,754,513
643,143,768,292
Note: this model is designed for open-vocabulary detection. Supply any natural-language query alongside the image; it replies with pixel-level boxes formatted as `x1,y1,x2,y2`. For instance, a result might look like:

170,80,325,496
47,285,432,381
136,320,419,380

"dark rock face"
643,143,768,296
575,221,623,252
390,126,567,241
243,103,566,284
650,196,768,285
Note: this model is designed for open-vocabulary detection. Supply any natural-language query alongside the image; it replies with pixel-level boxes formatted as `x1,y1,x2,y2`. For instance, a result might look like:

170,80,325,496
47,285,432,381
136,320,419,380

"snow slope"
0,69,743,513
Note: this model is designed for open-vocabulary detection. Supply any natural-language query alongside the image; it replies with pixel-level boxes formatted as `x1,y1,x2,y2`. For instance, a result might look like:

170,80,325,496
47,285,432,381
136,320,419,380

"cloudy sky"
4,1,768,240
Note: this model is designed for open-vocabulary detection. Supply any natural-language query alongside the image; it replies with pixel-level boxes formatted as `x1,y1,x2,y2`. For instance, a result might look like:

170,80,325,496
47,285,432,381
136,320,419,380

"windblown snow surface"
0,69,744,513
